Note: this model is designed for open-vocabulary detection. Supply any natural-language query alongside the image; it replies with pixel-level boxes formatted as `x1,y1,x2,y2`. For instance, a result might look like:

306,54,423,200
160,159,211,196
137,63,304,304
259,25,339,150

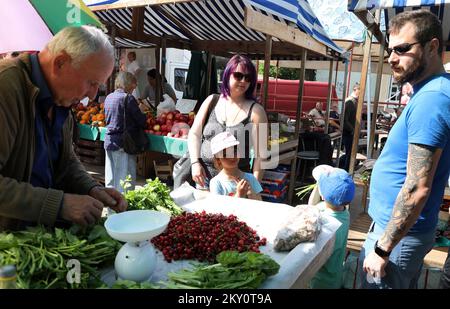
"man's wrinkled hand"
61,193,104,226
89,186,128,213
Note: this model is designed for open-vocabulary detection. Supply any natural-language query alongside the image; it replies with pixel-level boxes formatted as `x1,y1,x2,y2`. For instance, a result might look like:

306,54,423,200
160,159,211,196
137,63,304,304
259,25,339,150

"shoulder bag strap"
201,94,220,135
123,94,129,131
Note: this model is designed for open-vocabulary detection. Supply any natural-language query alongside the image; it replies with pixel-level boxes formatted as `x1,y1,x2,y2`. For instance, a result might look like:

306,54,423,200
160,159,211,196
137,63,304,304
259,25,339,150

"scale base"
114,241,156,283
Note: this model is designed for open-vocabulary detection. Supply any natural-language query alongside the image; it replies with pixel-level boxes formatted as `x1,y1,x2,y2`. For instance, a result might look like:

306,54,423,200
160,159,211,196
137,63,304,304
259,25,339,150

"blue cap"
318,168,355,206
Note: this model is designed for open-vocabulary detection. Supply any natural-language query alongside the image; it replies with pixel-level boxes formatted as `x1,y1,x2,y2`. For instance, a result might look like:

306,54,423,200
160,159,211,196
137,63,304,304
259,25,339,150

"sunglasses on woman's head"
232,72,251,82
387,41,422,56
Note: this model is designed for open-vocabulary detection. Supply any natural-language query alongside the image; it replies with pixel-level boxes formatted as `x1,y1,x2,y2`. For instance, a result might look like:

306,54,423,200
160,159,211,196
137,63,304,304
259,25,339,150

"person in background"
140,68,177,104
126,51,140,76
0,26,127,231
308,102,325,127
104,72,146,193
328,102,341,132
341,83,360,171
400,82,413,105
308,165,354,289
330,102,339,120
209,132,262,200
188,54,268,190
126,51,141,99
359,10,450,289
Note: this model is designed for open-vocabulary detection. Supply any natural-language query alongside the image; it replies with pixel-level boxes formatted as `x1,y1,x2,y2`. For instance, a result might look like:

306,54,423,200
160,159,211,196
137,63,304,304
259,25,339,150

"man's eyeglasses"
232,72,251,82
387,41,422,56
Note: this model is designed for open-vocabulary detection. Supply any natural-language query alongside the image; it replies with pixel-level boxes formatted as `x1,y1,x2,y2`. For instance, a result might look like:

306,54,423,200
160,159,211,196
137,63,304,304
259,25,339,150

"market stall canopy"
348,0,450,51
309,0,366,42
247,0,344,53
84,0,344,60
0,0,104,54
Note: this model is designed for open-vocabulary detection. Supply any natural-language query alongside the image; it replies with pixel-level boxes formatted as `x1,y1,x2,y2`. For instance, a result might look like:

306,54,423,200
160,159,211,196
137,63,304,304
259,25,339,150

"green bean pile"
0,223,120,289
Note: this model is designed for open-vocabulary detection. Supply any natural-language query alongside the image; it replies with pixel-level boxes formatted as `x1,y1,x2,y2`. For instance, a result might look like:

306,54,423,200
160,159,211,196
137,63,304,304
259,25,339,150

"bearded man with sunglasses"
359,10,450,289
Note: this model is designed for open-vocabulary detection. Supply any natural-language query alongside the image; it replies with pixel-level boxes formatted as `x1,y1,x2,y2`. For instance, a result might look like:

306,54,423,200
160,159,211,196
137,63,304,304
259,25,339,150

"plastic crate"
272,164,292,175
261,170,289,192
261,187,287,203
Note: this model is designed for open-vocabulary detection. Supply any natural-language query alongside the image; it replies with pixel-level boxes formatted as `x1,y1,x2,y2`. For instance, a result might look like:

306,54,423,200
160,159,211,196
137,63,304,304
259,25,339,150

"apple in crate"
180,128,190,138
153,124,160,132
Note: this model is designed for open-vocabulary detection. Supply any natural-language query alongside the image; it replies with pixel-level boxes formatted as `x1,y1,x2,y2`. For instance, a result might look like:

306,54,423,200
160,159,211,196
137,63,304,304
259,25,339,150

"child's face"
217,146,239,168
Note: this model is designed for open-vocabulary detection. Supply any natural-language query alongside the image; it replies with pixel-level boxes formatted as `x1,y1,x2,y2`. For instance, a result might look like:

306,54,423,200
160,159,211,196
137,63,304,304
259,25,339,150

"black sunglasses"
232,72,251,82
387,41,422,56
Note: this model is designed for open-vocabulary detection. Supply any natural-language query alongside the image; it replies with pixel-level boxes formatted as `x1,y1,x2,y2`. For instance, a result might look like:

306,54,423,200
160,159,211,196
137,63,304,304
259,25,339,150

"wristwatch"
374,240,391,258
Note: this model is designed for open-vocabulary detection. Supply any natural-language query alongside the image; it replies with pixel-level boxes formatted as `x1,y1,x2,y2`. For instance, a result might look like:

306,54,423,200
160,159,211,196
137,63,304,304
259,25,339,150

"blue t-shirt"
369,73,450,233
209,172,263,197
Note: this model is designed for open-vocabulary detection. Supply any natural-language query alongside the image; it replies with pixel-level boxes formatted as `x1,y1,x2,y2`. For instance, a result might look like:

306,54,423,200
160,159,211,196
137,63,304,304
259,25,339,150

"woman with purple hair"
187,54,268,190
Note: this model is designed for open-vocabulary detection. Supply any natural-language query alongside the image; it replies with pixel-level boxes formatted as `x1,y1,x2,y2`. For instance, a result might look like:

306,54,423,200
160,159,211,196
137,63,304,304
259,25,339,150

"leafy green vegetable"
122,176,183,216
359,170,372,184
110,279,160,289
0,224,121,289
164,251,280,289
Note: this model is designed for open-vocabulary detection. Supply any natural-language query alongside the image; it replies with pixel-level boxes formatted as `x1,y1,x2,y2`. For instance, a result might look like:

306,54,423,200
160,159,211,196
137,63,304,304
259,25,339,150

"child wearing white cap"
308,164,355,289
209,132,262,200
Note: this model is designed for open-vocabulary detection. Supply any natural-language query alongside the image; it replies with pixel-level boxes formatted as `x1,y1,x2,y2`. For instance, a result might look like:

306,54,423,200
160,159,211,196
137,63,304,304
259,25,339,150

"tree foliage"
258,64,316,81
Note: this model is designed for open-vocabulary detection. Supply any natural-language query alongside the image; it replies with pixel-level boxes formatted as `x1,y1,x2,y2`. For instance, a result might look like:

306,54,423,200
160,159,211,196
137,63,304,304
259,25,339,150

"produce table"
77,124,187,156
102,194,340,288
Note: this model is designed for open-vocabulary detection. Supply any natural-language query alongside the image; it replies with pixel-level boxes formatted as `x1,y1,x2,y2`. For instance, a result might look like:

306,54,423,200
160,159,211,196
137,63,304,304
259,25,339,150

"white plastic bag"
156,94,176,116
273,204,322,251
169,181,196,206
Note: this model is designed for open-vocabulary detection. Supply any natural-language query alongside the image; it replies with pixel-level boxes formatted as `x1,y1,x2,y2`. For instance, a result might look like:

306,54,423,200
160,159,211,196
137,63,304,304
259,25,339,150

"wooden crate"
136,152,154,179
136,151,173,179
75,138,105,166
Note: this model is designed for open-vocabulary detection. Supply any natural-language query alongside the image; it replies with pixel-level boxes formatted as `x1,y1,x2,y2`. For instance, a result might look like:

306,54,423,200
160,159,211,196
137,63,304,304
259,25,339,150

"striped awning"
84,0,343,58
348,0,450,11
247,0,344,54
348,0,450,50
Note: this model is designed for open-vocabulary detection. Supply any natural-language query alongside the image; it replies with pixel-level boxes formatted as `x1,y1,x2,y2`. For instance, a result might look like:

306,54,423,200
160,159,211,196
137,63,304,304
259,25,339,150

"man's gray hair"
115,71,136,90
47,26,114,67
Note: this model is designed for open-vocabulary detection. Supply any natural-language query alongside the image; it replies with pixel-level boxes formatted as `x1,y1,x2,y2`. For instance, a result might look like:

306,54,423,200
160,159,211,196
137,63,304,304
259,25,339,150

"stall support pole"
324,59,334,134
288,49,307,205
155,46,161,107
205,52,212,96
262,35,272,109
369,32,386,157
350,30,372,175
337,60,349,163
161,38,167,92
346,42,354,97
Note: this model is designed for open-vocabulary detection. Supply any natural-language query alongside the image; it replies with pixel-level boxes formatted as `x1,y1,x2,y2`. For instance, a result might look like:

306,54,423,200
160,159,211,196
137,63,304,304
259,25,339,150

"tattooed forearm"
379,143,437,249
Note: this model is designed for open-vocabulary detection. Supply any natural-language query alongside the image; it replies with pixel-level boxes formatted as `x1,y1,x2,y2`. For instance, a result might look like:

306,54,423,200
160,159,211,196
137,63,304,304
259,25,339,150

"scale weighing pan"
105,210,170,243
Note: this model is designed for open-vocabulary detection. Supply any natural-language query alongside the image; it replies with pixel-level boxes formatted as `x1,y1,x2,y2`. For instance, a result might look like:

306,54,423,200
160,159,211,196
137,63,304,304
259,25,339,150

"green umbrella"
30,0,105,34
0,0,104,54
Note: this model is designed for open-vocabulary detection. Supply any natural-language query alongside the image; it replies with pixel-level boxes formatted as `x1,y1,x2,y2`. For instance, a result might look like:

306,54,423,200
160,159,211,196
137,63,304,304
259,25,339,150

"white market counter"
103,195,340,289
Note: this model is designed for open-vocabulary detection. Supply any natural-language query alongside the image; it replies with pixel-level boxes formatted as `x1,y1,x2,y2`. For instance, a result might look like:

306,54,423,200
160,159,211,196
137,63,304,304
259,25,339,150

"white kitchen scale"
104,210,170,282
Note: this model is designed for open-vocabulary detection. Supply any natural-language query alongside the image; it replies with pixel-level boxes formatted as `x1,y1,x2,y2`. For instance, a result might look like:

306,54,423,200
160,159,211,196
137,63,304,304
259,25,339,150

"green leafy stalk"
164,251,280,289
122,176,183,216
295,183,317,200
